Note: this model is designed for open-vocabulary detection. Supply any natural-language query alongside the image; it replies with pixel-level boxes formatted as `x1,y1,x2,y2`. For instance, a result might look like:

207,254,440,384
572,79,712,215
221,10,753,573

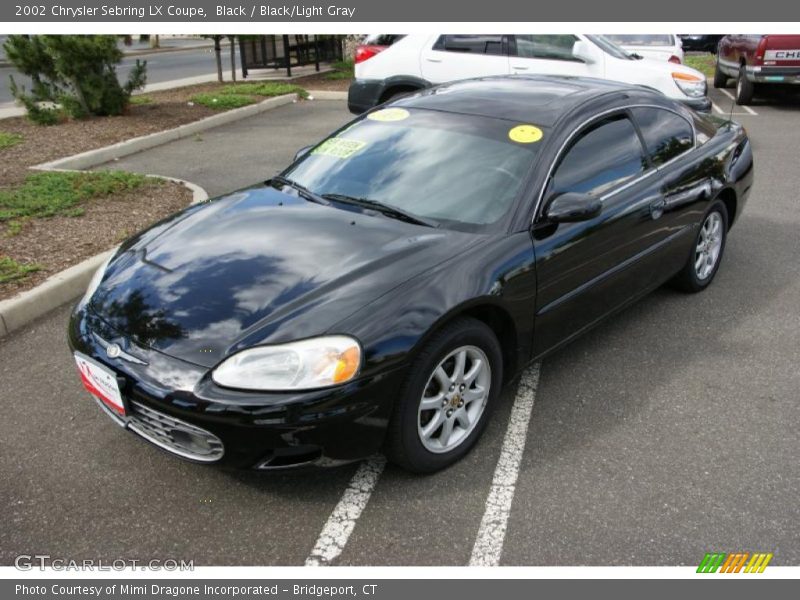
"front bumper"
68,305,404,469
347,79,386,114
680,95,712,113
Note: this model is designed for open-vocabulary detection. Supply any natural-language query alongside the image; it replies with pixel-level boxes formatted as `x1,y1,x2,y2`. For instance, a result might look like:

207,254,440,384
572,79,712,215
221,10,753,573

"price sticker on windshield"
312,138,367,159
367,108,410,122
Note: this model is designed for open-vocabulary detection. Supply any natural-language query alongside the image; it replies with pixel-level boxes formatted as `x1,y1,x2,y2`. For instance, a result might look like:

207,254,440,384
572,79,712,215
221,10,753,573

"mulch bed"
0,77,347,301
0,181,192,301
292,72,352,92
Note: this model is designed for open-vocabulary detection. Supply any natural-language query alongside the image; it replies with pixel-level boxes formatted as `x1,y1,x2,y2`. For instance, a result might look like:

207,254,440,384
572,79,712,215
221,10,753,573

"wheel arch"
717,187,738,230
410,300,521,384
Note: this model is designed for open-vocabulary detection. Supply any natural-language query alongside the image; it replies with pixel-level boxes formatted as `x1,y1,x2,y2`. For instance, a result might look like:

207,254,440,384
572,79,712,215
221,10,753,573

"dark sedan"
69,76,753,473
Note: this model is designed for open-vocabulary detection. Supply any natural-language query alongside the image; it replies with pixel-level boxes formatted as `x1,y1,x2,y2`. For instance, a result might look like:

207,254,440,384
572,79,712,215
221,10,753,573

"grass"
326,59,354,81
190,92,257,109
191,82,308,110
0,256,42,284
0,170,155,222
684,53,716,79
129,95,153,105
0,132,24,150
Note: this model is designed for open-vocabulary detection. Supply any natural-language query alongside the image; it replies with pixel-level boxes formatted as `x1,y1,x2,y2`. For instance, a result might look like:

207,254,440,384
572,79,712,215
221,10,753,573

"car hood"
89,185,476,368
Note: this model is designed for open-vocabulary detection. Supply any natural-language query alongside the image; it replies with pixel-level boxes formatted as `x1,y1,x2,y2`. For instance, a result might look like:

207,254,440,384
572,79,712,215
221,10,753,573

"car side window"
512,35,580,61
631,107,694,166
550,115,647,198
432,35,505,56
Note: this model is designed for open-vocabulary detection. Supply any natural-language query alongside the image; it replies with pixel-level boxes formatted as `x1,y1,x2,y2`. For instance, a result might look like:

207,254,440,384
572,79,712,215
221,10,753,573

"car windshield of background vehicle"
604,34,675,47
283,109,543,229
586,34,634,59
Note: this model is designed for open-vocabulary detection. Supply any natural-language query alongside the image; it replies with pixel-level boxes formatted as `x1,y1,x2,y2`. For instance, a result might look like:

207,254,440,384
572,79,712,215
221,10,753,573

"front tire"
713,60,729,89
385,317,503,473
673,200,728,293
735,65,756,104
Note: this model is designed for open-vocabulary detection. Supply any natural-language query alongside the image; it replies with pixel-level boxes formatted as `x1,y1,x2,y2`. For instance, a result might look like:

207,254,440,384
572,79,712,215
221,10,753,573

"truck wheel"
713,60,729,89
735,65,755,105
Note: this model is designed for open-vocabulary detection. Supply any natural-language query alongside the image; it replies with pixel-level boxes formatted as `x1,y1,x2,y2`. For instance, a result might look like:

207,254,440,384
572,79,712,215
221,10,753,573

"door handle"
511,65,529,70
425,57,443,63
649,196,666,220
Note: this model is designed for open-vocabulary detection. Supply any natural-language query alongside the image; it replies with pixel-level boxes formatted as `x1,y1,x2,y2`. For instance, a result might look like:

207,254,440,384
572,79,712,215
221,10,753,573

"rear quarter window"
631,107,694,166
433,35,506,56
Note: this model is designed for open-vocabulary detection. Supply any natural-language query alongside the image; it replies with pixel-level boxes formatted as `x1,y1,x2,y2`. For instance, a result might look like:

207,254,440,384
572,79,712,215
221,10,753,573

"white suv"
348,34,710,114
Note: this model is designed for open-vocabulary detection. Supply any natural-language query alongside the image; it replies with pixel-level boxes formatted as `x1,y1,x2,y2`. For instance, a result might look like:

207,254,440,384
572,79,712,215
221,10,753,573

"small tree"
228,35,237,83
4,35,146,124
204,35,225,83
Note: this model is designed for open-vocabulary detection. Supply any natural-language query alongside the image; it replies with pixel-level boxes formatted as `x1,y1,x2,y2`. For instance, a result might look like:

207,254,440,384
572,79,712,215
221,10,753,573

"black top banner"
2,0,799,22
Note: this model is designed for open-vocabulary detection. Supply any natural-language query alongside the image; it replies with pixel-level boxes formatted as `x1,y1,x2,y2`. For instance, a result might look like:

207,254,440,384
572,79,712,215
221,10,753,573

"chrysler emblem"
93,333,147,366
106,343,122,359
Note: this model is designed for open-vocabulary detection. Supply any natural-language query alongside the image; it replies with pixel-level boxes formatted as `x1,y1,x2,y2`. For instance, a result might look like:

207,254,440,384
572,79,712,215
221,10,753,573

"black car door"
530,111,681,357
630,106,716,269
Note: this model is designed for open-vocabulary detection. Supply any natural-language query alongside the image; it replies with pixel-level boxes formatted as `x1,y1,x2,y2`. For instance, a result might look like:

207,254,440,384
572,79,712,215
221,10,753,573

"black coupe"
69,76,753,473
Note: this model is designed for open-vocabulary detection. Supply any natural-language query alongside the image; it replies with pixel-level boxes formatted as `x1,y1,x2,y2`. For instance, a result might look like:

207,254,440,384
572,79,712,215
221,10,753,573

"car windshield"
586,35,634,59
281,108,543,230
604,34,675,47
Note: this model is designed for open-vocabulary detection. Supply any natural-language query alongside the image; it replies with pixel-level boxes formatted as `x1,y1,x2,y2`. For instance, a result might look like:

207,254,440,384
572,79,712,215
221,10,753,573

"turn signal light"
333,347,361,383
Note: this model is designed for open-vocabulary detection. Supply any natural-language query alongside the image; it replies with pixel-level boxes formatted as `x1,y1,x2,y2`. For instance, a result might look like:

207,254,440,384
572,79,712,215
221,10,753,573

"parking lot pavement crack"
469,363,541,566
304,455,387,566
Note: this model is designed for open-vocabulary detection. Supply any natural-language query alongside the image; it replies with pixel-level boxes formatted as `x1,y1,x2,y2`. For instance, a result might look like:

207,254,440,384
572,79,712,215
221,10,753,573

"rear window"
604,34,675,47
283,109,544,230
432,35,506,56
362,34,406,46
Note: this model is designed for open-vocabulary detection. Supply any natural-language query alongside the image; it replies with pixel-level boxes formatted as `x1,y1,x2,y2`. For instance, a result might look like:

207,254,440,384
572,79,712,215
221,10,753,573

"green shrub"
0,170,154,221
0,132,24,150
3,35,147,123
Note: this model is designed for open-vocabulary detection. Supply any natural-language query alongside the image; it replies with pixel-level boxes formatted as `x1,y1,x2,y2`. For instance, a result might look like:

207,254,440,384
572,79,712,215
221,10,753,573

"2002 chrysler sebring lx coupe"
69,76,753,473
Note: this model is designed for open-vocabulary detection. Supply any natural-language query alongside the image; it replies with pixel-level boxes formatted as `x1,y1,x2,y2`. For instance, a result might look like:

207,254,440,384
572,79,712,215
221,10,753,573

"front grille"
127,401,224,463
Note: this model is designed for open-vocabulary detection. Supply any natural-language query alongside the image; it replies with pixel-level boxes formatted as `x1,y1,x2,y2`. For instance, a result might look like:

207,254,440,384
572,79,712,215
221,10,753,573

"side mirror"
571,40,597,64
544,192,602,223
294,145,313,162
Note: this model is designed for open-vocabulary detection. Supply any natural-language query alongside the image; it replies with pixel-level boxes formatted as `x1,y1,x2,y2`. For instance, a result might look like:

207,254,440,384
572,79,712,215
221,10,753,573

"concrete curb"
307,90,348,101
33,94,298,171
0,178,208,338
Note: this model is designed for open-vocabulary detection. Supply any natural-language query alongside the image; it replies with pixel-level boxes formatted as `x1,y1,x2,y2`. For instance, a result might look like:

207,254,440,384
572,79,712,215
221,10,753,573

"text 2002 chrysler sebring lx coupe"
69,76,753,473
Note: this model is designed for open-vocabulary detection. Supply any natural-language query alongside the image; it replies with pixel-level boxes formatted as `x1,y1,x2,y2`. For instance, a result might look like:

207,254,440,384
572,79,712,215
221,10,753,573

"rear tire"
385,317,503,473
672,200,728,293
735,65,755,105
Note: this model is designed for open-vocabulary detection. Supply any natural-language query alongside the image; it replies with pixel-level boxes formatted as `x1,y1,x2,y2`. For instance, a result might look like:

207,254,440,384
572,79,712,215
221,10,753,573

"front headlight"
673,72,707,98
212,336,362,391
78,251,115,307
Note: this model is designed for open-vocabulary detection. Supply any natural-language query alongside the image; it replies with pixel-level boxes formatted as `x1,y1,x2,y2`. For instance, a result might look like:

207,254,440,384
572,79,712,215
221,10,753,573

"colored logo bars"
697,552,773,573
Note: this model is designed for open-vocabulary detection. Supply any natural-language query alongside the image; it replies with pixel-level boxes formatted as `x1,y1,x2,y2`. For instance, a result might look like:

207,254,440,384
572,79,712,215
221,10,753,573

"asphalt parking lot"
2,91,799,566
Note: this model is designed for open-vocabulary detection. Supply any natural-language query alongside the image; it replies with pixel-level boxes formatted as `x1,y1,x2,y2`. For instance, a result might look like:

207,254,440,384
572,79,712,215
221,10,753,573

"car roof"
394,75,670,127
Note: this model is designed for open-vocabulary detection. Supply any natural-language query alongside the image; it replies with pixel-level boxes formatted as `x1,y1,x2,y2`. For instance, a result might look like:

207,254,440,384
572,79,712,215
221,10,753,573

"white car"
603,34,685,64
348,34,709,114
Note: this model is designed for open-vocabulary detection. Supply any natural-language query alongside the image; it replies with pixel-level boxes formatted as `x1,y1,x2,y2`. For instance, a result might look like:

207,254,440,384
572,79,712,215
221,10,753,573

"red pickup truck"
714,34,800,104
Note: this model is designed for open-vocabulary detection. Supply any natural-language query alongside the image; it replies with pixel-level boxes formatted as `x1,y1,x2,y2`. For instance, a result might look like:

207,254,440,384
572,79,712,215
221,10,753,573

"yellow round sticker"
367,108,410,122
509,124,543,144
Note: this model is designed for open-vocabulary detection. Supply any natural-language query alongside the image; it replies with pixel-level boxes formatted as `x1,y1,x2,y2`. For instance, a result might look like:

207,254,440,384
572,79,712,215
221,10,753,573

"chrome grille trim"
127,401,224,463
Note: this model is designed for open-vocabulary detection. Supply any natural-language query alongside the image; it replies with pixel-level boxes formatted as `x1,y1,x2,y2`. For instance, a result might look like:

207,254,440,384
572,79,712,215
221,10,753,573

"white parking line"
718,89,758,115
305,455,386,566
712,102,726,115
469,363,541,566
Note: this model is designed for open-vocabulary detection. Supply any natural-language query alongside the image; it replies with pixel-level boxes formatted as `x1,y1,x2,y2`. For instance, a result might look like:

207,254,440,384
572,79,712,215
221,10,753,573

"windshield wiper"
321,194,439,228
270,175,330,205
